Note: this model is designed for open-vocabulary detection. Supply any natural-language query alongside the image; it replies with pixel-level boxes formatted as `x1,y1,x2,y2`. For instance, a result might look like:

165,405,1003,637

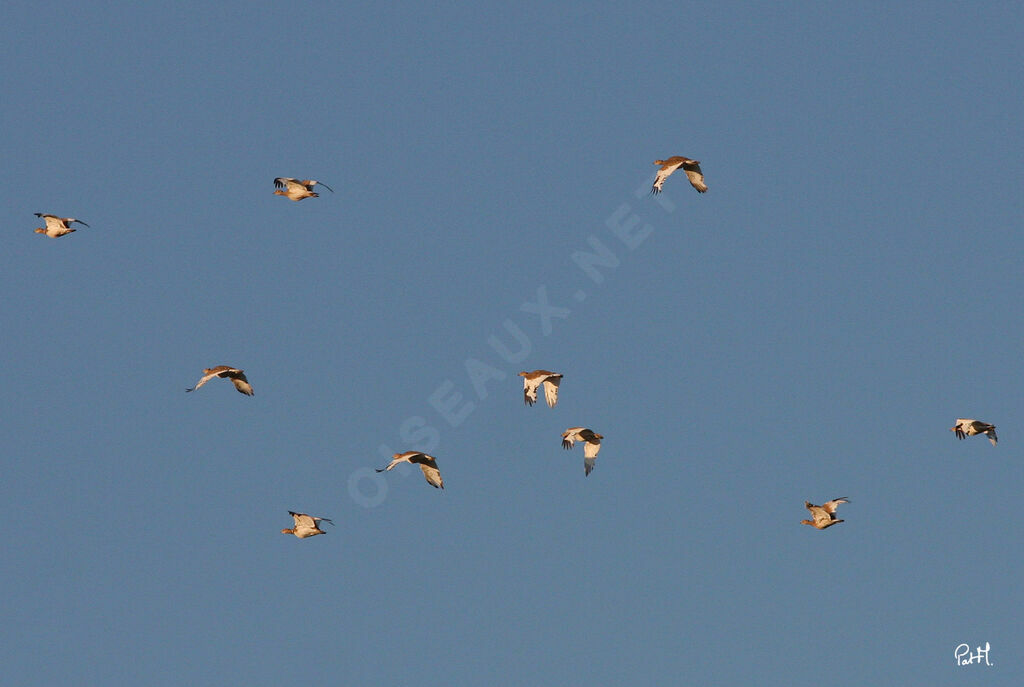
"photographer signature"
954,642,992,666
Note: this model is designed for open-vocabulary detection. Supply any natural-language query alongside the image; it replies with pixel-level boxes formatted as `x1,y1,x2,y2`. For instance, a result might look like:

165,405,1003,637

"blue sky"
2,2,1021,685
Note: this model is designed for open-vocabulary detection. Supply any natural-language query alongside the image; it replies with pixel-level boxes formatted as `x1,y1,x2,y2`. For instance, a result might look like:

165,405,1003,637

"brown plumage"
34,213,89,238
652,156,707,194
376,451,444,489
561,427,603,476
518,370,562,407
800,498,849,530
273,177,333,201
185,366,254,396
950,418,997,446
281,511,333,538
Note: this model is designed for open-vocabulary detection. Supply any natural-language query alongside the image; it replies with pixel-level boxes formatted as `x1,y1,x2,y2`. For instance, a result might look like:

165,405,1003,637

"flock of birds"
32,156,998,538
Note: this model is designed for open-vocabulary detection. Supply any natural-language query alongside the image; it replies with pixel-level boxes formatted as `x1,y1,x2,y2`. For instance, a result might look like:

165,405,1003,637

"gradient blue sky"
2,2,1021,685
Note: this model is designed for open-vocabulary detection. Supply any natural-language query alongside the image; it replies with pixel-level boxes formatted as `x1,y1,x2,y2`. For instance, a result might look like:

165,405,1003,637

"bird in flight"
950,418,997,446
273,177,334,201
33,213,90,238
518,370,562,407
376,451,445,489
652,156,707,194
186,366,254,396
800,498,849,530
281,511,333,538
561,427,603,476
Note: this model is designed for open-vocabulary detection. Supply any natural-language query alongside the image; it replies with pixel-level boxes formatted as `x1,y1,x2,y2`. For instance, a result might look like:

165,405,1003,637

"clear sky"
2,2,1021,685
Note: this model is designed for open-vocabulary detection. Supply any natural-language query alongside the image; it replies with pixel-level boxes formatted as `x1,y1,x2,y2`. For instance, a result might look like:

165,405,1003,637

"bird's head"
281,528,293,535
593,433,604,440
653,160,666,165
34,227,45,234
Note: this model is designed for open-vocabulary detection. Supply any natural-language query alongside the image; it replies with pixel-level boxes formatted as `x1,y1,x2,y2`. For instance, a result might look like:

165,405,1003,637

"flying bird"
33,213,89,238
518,370,562,407
951,418,997,446
185,366,254,396
281,511,333,538
800,498,849,530
652,156,707,194
273,177,333,201
376,451,444,489
561,427,603,476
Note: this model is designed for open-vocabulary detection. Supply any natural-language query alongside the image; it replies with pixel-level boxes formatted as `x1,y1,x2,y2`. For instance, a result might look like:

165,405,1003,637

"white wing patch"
523,376,541,405
376,452,444,489
542,377,560,408
419,462,444,489
186,371,219,392
43,215,67,231
583,438,600,476
561,427,601,476
652,161,683,194
684,166,708,193
230,377,255,396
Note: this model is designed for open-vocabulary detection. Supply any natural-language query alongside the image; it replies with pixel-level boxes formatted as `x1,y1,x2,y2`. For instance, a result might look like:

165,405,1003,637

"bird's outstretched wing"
542,376,560,408
682,160,707,193
651,160,683,194
307,180,333,193
186,370,220,392
410,453,444,489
